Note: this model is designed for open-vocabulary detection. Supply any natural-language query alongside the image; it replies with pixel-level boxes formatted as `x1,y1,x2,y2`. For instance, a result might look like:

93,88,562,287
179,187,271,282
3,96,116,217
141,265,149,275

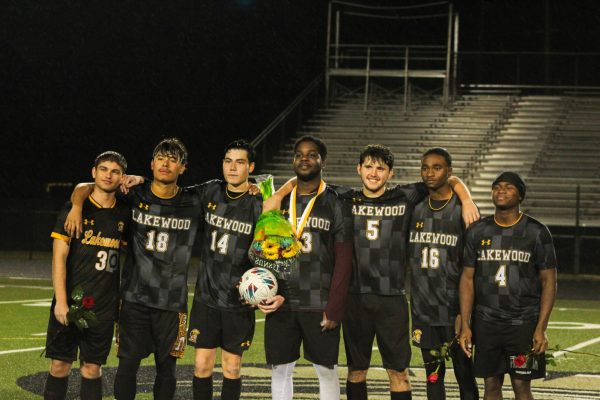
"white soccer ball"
239,267,278,306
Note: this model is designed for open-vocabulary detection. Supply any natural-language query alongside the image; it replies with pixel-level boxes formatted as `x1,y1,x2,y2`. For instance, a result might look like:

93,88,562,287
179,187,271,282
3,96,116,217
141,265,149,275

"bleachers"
259,92,600,227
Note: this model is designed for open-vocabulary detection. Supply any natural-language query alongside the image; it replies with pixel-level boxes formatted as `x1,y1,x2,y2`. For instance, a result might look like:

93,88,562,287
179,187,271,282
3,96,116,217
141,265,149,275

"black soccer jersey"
463,214,557,325
121,182,203,312
193,180,262,311
277,185,352,312
342,183,428,296
51,196,129,320
409,194,464,326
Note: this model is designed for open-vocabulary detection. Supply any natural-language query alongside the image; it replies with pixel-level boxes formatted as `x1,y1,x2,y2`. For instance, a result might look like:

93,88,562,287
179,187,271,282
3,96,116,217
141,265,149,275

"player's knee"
511,377,532,398
50,360,73,377
194,349,217,377
387,368,411,390
221,352,242,378
484,376,503,396
80,362,101,379
347,369,368,383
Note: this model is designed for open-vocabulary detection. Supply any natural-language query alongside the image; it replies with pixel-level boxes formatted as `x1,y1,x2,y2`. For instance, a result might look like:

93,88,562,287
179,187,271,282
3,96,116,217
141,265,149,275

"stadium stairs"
258,90,600,227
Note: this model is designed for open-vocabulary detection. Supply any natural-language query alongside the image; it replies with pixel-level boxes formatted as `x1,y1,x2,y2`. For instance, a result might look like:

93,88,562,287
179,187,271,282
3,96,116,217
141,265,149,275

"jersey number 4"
495,265,507,287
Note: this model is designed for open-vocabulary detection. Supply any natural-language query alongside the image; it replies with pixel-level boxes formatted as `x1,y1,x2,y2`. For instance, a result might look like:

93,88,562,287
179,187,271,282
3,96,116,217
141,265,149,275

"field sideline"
1,255,600,399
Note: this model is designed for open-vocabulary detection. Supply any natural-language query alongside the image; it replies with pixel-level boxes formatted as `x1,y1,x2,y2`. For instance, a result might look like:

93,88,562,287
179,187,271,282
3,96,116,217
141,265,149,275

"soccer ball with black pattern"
238,267,278,306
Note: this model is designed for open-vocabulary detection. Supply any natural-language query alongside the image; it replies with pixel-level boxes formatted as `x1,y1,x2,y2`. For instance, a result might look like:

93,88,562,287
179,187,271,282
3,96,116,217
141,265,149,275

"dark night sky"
3,0,600,199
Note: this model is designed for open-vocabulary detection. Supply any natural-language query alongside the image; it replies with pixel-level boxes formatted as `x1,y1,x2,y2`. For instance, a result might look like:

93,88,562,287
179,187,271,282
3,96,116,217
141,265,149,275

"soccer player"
43,151,129,400
259,135,353,400
408,148,479,400
340,145,478,400
188,139,262,400
66,138,201,400
459,172,557,400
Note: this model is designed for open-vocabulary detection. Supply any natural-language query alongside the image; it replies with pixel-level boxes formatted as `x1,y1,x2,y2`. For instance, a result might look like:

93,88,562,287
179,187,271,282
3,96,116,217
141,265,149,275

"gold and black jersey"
121,181,204,313
193,180,262,311
463,214,557,325
409,194,464,327
277,186,353,312
51,196,129,320
341,183,428,296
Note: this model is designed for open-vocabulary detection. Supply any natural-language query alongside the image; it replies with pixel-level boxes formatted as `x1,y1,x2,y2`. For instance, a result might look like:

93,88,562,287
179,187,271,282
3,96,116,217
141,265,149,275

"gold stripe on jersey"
50,232,71,244
88,194,116,209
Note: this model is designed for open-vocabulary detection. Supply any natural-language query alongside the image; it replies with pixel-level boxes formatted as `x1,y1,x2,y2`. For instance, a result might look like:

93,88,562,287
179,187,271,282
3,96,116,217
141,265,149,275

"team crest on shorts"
412,329,422,344
188,328,200,343
118,221,125,232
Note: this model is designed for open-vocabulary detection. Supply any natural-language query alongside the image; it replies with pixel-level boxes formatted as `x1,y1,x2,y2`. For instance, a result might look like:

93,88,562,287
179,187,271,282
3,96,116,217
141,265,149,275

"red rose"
82,296,95,309
514,355,527,368
427,372,438,383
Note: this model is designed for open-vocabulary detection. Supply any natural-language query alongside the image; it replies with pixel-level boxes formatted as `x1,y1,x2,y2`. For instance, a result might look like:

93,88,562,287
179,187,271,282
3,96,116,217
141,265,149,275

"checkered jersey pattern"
278,186,352,311
193,180,262,311
463,214,557,325
409,194,464,326
51,197,129,320
342,183,428,295
121,182,203,312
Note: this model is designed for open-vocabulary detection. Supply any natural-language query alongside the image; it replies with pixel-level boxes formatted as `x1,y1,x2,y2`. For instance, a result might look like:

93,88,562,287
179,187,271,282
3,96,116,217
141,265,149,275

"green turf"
1,277,599,399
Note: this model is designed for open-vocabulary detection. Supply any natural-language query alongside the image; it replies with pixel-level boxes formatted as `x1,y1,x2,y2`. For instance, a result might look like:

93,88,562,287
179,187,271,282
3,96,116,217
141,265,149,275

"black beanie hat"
492,172,526,201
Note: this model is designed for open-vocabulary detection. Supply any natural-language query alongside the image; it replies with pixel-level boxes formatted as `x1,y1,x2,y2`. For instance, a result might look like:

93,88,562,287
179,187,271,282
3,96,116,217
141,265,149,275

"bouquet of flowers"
248,175,302,279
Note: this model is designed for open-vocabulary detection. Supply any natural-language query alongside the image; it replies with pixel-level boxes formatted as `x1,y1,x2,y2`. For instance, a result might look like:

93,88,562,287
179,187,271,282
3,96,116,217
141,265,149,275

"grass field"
1,275,600,399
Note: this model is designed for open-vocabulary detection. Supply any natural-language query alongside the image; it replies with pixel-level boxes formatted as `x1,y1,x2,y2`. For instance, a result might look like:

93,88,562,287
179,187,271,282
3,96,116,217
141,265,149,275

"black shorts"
342,294,411,371
411,324,455,349
265,309,340,367
187,300,255,356
473,318,545,380
44,306,115,365
116,301,187,363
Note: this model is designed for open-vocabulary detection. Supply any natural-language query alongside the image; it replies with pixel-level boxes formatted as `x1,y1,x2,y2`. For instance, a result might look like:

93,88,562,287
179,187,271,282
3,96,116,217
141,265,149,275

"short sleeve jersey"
121,182,203,312
278,185,352,311
463,214,557,325
409,194,464,326
193,180,262,311
51,197,129,320
342,183,428,295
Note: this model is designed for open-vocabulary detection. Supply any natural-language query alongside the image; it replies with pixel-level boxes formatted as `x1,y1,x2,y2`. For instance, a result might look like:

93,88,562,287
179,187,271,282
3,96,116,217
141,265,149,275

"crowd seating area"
260,90,600,227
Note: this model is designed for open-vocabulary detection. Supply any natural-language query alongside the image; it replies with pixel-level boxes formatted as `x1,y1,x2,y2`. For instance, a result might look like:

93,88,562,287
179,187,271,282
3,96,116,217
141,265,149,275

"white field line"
0,298,52,305
8,277,51,281
0,284,53,290
552,336,600,358
0,347,45,355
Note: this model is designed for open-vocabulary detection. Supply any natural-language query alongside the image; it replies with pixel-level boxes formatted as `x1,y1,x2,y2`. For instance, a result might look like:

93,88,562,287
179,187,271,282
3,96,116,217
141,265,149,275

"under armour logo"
281,209,289,216
352,197,363,203
415,222,424,229
83,219,94,226
481,239,491,246
138,202,149,210
241,340,251,348
207,202,217,210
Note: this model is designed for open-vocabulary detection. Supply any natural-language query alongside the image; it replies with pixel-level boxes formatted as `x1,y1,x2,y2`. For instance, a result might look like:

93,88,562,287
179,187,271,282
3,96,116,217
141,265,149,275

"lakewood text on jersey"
408,231,459,247
352,204,406,217
205,211,253,234
477,249,532,262
132,209,192,230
